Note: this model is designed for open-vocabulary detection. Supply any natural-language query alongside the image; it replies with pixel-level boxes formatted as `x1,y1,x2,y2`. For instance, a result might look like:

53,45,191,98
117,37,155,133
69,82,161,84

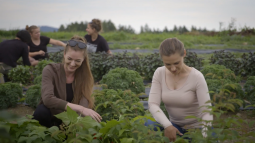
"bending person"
147,38,213,142
0,30,31,81
84,19,112,54
26,25,66,61
33,36,102,128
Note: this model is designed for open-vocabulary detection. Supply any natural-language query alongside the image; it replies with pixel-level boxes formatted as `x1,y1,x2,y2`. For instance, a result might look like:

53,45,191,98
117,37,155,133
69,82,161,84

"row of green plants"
201,64,255,109
1,98,255,143
210,50,255,76
48,50,203,81
1,61,255,142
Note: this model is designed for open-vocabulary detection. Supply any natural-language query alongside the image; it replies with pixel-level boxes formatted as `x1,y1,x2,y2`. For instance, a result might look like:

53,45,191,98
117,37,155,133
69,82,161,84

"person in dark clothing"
33,36,102,128
26,25,66,63
0,30,31,81
84,19,112,54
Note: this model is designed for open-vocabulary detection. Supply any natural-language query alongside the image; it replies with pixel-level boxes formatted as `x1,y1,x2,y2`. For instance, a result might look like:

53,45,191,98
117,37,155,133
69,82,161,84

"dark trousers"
33,104,62,128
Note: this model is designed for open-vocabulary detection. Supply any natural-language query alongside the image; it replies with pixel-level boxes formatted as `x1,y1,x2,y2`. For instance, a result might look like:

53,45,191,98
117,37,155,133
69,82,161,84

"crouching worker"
33,36,102,127
0,30,31,82
145,38,213,142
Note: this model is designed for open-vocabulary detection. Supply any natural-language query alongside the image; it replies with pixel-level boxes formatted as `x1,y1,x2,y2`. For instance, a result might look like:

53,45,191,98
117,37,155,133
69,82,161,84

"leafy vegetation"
94,89,145,121
185,50,204,70
140,53,163,81
241,52,255,76
209,50,242,75
25,84,41,108
33,74,42,85
0,107,169,143
100,68,145,94
244,76,255,104
7,65,32,84
0,82,22,109
34,60,54,76
201,64,240,82
48,51,64,63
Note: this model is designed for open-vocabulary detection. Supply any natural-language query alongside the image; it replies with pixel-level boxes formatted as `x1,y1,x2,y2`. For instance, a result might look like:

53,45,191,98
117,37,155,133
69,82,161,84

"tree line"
58,20,209,34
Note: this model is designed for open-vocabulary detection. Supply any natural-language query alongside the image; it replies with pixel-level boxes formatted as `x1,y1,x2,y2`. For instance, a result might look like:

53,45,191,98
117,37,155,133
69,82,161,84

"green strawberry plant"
94,89,145,121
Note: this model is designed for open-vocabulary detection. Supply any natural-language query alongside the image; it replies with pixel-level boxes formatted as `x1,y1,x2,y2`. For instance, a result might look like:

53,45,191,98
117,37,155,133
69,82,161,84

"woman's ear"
183,49,187,57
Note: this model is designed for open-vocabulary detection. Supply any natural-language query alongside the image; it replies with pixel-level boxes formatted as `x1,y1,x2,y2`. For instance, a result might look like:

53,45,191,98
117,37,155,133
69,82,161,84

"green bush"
7,65,32,84
34,60,54,76
94,89,145,122
241,52,255,76
48,50,63,63
33,74,42,85
185,51,204,70
201,64,240,82
0,82,22,109
244,76,255,104
206,79,233,98
100,68,145,94
140,53,163,81
89,52,141,81
25,84,41,108
209,50,242,75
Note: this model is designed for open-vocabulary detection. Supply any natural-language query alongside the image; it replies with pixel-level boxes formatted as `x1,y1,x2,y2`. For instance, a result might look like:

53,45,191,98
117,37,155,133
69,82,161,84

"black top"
84,34,109,53
66,83,74,103
27,36,50,60
0,39,31,67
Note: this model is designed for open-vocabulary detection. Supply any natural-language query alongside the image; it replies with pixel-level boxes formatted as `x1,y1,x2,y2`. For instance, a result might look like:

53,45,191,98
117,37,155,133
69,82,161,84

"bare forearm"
65,103,83,113
29,52,40,57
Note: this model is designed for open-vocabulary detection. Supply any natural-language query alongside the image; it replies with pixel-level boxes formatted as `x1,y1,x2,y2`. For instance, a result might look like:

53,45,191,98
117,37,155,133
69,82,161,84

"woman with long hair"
84,19,112,54
146,38,213,142
33,36,101,127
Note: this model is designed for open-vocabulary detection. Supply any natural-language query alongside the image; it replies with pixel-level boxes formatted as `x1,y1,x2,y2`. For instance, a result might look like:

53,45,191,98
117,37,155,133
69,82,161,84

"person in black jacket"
0,30,31,81
84,19,112,54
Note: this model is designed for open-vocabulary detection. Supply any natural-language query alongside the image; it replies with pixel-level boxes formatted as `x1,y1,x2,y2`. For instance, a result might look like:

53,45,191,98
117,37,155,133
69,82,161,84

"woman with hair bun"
84,19,112,54
26,25,66,61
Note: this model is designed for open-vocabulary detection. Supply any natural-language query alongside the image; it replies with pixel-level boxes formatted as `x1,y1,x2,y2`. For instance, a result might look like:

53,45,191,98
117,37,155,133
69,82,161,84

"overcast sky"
0,0,254,33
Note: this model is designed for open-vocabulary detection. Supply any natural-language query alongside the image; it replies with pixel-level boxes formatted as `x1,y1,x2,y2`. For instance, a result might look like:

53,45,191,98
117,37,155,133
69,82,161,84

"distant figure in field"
84,19,112,54
0,30,31,81
26,25,66,63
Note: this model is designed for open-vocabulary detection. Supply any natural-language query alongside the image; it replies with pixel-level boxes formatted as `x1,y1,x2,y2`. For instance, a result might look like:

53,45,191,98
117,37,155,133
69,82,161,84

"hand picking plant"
0,82,23,109
100,67,145,94
7,65,32,84
94,89,145,121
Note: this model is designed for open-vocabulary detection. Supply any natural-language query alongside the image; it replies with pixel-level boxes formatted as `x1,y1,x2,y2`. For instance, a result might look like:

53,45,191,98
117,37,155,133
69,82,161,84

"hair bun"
25,25,29,31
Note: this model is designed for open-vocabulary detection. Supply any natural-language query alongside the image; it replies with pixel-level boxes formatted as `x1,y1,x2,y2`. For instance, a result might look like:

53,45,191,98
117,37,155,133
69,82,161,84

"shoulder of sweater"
190,68,205,83
44,63,62,73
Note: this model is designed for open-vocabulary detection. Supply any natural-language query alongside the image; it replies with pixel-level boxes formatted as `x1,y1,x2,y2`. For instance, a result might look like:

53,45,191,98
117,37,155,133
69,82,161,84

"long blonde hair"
63,36,94,108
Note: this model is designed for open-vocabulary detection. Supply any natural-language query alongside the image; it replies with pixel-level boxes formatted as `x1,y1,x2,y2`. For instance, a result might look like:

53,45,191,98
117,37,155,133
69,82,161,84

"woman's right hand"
164,125,183,142
38,50,45,56
80,108,102,123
